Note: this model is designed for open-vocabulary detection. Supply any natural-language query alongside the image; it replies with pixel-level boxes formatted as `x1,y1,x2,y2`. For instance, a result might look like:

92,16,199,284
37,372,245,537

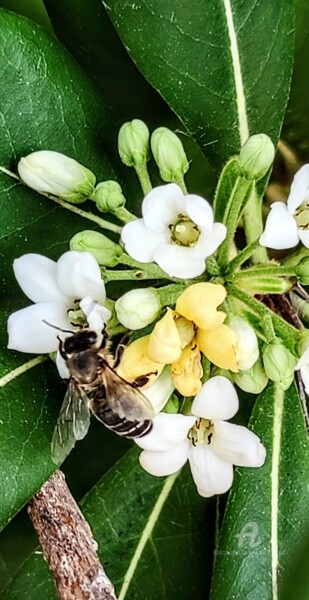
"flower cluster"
7,121,309,499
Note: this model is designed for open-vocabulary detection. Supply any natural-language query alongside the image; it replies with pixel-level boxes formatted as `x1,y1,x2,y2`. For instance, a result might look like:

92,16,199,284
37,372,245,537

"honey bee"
51,328,154,464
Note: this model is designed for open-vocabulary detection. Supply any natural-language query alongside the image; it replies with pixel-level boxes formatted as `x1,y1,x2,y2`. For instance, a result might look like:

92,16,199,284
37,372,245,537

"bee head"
63,329,98,355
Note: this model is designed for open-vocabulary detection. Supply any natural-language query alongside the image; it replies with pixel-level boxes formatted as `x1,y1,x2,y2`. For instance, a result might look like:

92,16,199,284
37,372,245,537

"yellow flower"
176,282,226,330
171,340,203,396
116,335,164,388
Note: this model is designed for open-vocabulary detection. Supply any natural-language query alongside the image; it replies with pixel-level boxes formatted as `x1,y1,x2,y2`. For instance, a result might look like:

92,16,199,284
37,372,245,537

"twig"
28,470,117,600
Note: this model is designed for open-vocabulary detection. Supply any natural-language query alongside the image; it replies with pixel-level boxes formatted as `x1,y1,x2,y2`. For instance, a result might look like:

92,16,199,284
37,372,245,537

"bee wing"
51,379,91,464
102,366,155,420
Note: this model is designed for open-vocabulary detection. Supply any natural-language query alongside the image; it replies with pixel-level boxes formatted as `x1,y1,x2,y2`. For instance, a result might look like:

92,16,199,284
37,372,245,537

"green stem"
233,265,297,279
156,283,187,306
226,239,260,274
0,166,122,234
119,253,179,281
217,177,254,267
174,178,187,194
242,188,268,264
227,283,300,344
134,162,152,195
102,268,161,282
262,313,276,343
112,206,136,223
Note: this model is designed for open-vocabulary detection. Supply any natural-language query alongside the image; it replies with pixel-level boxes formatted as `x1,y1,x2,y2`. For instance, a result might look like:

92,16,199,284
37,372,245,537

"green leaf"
210,383,309,599
0,8,130,531
105,0,294,169
3,448,216,599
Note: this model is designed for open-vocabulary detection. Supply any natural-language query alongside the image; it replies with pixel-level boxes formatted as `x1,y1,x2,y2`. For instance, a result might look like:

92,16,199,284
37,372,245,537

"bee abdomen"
94,403,153,438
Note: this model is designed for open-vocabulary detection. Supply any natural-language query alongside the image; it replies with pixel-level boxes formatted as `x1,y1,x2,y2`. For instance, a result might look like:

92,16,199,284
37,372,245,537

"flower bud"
94,181,126,212
151,127,189,182
70,230,123,267
18,150,96,203
228,316,259,371
295,258,309,285
238,134,275,180
115,288,161,330
235,274,294,295
262,341,297,390
118,119,150,167
234,358,268,394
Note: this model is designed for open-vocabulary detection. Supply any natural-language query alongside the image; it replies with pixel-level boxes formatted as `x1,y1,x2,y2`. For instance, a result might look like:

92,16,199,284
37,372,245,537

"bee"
51,327,155,464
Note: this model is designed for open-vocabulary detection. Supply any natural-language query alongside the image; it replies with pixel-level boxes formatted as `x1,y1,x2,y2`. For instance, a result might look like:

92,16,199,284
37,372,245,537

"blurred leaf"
0,8,133,531
3,448,216,599
210,383,309,599
105,0,294,169
0,0,53,31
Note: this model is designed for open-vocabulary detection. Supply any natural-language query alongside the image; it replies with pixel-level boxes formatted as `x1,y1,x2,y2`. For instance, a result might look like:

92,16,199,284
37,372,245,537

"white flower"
136,376,266,497
121,183,227,279
228,316,259,371
259,164,309,250
7,251,111,375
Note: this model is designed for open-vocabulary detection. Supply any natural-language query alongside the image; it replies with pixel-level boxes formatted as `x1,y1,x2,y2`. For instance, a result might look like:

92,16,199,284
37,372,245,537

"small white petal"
79,297,111,331
7,302,72,353
186,195,213,228
121,219,168,262
56,352,70,379
188,445,234,497
229,316,259,371
142,184,186,232
198,223,227,257
135,412,195,451
153,243,206,278
287,164,309,214
192,376,239,420
212,421,266,467
298,229,309,249
296,347,309,370
13,254,69,304
143,368,175,414
56,251,106,302
259,202,299,249
139,440,190,476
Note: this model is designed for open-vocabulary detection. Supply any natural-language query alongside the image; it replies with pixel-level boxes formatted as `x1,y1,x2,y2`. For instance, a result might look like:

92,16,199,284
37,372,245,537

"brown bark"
28,470,117,600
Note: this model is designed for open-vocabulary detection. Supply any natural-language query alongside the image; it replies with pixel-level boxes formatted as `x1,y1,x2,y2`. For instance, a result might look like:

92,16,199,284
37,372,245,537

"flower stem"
112,206,137,223
156,283,187,305
232,265,297,279
0,166,122,234
134,163,152,195
225,239,260,274
119,254,179,280
174,178,187,194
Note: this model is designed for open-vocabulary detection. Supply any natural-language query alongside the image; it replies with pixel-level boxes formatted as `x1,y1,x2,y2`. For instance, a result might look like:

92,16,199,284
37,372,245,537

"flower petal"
192,376,239,420
139,440,190,476
116,335,164,388
143,367,175,413
198,223,227,257
185,195,213,228
176,283,226,330
188,445,234,497
287,164,309,214
229,316,259,371
7,302,72,353
298,228,309,249
135,412,195,451
13,254,69,304
212,421,266,467
259,202,299,249
197,324,239,371
56,352,70,379
171,340,203,396
147,309,182,364
79,296,111,331
56,251,106,302
153,243,206,278
121,219,167,262
142,183,186,232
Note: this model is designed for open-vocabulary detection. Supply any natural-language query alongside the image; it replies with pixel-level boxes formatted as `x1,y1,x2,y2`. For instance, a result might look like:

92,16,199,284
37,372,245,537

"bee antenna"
42,319,74,334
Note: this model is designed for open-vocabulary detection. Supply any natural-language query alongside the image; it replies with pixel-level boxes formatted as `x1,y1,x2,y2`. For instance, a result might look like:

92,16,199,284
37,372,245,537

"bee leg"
113,333,131,368
132,371,158,388
57,336,68,360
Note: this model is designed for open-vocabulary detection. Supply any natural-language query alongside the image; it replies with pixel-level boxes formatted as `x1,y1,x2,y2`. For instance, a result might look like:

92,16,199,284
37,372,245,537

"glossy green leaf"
105,0,294,169
210,383,309,599
3,448,216,599
0,8,131,531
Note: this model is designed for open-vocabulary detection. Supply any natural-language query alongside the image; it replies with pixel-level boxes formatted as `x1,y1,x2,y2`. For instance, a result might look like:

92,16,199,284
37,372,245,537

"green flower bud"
238,134,275,180
295,258,309,285
151,127,189,182
70,230,123,267
118,119,150,167
234,358,268,394
262,341,297,390
18,150,95,203
94,181,126,212
115,288,161,330
235,274,294,295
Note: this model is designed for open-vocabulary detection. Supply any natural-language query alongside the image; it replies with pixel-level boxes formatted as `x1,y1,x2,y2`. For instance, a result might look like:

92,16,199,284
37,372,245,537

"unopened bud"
18,150,95,203
115,288,161,330
235,274,294,295
234,358,268,394
295,258,309,285
94,181,126,212
228,316,259,371
118,119,150,167
238,134,275,180
70,230,123,267
151,127,189,182
262,341,297,390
